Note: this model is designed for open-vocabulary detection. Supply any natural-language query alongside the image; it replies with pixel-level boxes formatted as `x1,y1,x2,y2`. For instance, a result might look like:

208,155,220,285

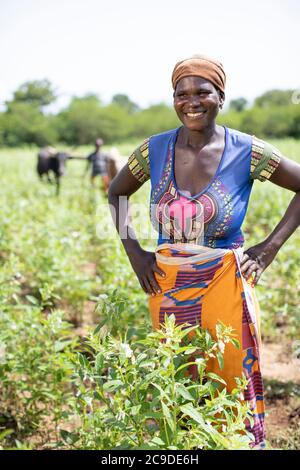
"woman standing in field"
108,55,300,449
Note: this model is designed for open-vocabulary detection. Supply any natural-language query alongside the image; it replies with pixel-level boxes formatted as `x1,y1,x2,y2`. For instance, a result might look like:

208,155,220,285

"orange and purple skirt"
148,243,265,449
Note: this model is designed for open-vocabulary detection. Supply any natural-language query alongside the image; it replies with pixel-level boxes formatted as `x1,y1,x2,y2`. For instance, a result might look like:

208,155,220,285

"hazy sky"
1,0,299,111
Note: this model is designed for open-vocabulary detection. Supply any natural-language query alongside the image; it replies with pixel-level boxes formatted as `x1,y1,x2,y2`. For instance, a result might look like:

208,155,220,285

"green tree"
57,95,103,145
133,104,180,139
1,79,57,146
229,97,248,112
3,102,58,146
97,104,134,142
254,89,294,108
217,109,243,130
8,79,56,110
112,94,140,114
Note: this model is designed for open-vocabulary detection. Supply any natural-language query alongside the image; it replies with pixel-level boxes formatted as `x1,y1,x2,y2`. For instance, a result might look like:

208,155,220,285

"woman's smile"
185,110,207,119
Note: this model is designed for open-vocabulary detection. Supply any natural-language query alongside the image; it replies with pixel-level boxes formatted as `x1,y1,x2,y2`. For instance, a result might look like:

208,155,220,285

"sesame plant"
0,307,78,446
62,312,254,450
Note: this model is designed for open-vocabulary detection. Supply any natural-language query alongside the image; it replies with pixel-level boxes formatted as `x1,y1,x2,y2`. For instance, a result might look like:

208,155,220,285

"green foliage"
1,81,300,147
56,97,135,144
64,314,253,450
56,95,104,145
229,97,248,112
10,79,56,109
3,102,58,146
112,94,140,114
254,89,295,108
0,308,77,443
132,104,180,138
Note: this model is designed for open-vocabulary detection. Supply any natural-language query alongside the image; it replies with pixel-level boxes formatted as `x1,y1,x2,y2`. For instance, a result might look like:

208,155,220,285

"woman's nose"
189,95,202,107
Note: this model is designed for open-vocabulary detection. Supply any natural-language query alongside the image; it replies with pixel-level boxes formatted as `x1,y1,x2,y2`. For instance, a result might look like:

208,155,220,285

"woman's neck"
180,122,219,149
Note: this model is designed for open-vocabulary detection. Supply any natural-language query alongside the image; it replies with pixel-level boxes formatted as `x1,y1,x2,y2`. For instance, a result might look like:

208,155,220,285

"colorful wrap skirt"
148,243,266,449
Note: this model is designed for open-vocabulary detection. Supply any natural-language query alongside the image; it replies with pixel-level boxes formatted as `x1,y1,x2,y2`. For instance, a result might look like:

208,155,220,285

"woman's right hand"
128,247,166,296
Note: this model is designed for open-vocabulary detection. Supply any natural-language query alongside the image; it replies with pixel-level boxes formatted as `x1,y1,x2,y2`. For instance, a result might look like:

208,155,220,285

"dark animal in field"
37,147,69,195
37,146,125,195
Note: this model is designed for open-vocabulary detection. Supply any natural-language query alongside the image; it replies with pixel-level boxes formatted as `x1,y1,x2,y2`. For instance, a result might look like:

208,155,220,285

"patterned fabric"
127,138,150,183
127,127,281,249
149,243,266,449
251,136,281,182
127,132,281,185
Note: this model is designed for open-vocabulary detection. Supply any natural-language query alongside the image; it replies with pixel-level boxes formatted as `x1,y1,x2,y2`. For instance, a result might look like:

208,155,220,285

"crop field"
0,139,300,450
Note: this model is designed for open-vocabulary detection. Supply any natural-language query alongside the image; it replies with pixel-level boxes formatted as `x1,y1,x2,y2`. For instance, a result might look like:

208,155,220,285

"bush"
0,309,77,444
63,313,254,450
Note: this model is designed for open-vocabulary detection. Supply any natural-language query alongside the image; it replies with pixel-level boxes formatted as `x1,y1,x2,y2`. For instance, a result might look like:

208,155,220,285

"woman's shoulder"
126,127,180,183
127,138,150,183
224,127,281,182
224,126,253,147
150,127,180,140
250,135,282,182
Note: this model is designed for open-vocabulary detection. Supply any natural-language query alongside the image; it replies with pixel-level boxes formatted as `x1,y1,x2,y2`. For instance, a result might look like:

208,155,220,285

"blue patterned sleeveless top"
127,126,281,249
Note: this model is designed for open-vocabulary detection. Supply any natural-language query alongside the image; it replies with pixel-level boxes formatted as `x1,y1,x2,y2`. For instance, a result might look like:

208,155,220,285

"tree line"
0,80,299,147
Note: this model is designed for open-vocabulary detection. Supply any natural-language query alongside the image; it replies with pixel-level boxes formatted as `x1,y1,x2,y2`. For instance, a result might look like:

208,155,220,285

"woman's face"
173,76,224,131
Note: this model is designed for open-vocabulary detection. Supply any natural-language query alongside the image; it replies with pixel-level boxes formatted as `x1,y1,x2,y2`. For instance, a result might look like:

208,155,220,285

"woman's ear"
219,90,225,109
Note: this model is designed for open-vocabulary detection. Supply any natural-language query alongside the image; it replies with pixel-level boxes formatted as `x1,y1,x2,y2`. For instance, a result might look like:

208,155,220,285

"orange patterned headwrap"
172,54,226,94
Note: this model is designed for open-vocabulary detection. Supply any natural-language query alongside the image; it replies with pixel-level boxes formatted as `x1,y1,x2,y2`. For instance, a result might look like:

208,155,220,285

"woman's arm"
108,165,165,295
241,155,300,284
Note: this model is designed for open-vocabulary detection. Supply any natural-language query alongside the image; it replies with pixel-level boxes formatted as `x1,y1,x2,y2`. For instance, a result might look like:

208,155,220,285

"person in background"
85,138,110,192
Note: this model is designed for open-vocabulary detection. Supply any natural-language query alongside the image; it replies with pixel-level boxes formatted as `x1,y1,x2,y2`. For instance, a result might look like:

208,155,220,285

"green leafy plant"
0,308,78,445
63,313,254,450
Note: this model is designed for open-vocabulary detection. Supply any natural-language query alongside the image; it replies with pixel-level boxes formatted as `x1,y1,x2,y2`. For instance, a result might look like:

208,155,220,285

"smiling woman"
108,54,300,450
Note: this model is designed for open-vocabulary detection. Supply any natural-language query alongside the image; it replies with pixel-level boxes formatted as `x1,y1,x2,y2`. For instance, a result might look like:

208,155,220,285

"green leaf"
230,338,241,349
77,352,90,370
176,384,194,401
216,351,224,370
206,372,227,385
54,339,73,352
25,295,39,305
151,383,172,404
136,443,160,450
60,429,80,445
94,318,107,334
130,405,141,416
150,436,166,446
95,353,104,373
175,361,199,375
179,403,205,427
0,429,14,440
176,346,198,355
94,391,102,401
103,380,123,392
161,401,175,432
205,330,211,345
144,411,164,420
139,360,155,368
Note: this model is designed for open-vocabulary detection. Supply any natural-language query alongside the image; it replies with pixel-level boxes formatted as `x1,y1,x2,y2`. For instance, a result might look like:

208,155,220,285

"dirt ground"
261,341,300,449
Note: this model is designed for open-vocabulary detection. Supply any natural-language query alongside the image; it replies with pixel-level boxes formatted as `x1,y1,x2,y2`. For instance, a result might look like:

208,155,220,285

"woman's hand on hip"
128,247,166,296
240,240,278,286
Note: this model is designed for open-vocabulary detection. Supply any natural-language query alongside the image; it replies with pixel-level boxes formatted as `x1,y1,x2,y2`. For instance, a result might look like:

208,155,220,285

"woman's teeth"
186,112,205,118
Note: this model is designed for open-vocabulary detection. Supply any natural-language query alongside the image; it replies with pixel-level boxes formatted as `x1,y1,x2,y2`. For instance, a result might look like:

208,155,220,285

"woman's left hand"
240,240,279,286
